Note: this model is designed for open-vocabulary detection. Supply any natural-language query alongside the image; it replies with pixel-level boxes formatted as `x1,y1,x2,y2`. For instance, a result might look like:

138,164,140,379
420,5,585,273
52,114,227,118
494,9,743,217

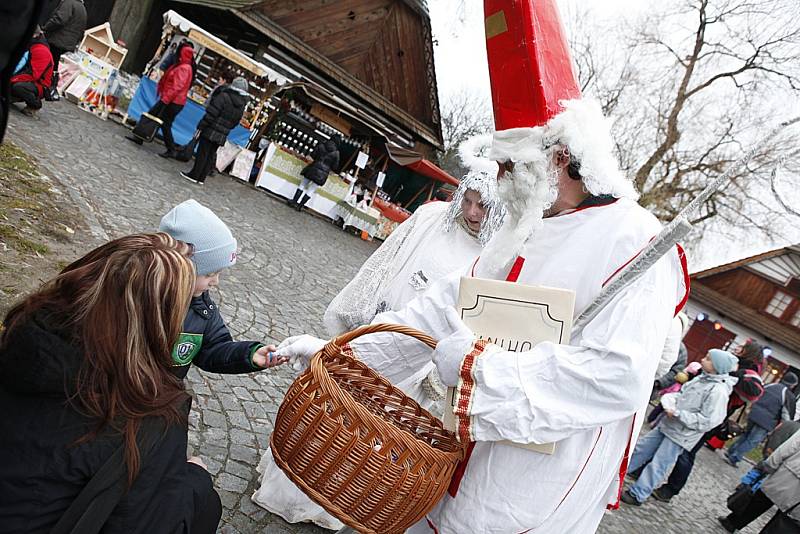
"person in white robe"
251,167,506,529
276,98,690,533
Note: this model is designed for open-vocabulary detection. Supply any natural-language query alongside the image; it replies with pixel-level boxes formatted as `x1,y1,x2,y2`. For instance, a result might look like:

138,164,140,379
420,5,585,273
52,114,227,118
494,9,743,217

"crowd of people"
621,331,800,533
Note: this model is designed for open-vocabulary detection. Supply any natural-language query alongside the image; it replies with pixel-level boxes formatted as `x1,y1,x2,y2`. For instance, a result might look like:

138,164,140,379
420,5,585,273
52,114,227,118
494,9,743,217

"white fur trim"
459,133,498,175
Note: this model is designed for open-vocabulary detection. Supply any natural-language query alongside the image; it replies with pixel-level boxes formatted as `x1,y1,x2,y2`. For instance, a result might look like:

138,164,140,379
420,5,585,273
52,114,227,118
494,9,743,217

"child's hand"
253,344,287,368
665,409,677,418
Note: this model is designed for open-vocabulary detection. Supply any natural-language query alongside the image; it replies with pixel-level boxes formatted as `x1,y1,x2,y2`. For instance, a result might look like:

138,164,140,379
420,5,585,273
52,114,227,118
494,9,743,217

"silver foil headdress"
443,134,507,246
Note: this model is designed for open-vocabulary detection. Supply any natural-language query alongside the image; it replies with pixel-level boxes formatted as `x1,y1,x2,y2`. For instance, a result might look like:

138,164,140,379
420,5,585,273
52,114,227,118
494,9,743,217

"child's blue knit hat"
709,349,738,375
159,199,237,276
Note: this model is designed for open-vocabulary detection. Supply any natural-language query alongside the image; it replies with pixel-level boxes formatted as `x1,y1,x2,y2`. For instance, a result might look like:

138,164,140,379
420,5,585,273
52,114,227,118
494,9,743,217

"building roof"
690,283,800,354
170,0,443,149
693,244,800,279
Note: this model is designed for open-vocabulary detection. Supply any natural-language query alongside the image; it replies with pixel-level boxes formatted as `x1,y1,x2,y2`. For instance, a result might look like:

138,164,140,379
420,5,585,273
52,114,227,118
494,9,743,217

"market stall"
58,23,131,119
252,82,458,238
126,10,288,148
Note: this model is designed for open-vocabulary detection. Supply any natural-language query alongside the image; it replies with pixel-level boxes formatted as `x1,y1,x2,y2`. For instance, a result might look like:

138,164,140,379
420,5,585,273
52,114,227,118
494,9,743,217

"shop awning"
386,144,460,186
163,10,289,84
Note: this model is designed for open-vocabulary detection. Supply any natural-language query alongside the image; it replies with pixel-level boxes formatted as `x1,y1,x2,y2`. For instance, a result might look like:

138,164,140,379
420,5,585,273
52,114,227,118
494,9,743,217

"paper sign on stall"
376,171,386,187
443,276,576,454
355,151,369,169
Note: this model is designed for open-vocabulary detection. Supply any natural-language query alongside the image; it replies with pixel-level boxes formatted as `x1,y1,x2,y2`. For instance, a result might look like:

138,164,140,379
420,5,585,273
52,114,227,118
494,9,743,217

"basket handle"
323,323,437,357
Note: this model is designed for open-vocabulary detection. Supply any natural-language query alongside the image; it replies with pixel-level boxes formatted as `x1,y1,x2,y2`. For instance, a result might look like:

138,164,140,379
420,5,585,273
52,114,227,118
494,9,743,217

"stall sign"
187,29,266,77
376,171,386,187
355,151,369,169
310,103,352,135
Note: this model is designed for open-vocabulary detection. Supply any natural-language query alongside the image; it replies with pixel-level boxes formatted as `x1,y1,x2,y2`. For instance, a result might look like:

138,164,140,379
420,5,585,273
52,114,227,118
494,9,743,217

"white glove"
276,334,327,371
432,307,475,387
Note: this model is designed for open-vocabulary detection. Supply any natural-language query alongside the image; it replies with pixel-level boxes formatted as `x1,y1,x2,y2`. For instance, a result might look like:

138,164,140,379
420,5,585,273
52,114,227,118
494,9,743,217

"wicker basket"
271,324,465,534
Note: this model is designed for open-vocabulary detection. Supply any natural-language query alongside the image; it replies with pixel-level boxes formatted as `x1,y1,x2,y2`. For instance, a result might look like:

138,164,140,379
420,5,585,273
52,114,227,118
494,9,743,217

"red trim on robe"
447,257,525,498
607,416,637,510
674,243,690,316
425,517,440,533
454,340,488,443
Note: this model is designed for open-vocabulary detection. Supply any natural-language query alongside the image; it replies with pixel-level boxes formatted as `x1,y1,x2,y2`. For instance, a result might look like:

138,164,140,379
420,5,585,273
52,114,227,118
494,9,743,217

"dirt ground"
0,141,97,315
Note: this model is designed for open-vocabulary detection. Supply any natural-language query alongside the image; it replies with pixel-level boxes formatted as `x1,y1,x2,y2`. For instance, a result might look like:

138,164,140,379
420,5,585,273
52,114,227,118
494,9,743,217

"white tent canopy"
162,10,289,85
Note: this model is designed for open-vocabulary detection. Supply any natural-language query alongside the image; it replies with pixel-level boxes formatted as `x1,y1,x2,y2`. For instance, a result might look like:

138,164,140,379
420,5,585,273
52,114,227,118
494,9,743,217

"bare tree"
437,89,494,179
574,0,800,240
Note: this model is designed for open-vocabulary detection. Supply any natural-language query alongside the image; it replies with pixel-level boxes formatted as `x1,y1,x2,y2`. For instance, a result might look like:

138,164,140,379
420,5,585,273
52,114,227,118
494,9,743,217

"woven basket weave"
271,324,465,534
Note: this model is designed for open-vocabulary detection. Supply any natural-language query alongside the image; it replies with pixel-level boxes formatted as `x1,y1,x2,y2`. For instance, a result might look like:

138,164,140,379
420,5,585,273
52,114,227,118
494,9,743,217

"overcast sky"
427,0,800,270
429,0,648,102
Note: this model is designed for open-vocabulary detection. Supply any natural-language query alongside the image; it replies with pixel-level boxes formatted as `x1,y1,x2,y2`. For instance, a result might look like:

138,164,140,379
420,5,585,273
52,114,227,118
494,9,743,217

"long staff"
574,116,800,330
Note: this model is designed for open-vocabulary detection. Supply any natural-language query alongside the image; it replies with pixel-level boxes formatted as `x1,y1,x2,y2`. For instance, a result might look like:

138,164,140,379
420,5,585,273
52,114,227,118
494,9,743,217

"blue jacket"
171,291,262,378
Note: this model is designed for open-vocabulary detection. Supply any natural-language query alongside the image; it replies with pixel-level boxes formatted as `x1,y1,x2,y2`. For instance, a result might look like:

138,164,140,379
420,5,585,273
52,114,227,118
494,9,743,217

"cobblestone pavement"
6,103,771,533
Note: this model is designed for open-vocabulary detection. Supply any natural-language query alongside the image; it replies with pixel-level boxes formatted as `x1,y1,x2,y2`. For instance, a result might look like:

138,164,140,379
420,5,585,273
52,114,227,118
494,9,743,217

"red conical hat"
484,0,581,130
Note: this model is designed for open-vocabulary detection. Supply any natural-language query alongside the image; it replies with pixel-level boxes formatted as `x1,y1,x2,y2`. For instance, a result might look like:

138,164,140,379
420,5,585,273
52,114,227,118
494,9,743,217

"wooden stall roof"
386,144,459,186
171,0,443,150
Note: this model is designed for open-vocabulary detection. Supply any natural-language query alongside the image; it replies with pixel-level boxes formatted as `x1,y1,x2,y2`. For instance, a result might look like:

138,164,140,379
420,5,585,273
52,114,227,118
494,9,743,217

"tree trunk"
108,0,158,72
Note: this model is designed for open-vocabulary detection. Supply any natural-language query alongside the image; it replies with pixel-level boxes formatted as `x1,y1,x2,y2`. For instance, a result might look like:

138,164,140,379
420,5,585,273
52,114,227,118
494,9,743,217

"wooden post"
403,181,433,209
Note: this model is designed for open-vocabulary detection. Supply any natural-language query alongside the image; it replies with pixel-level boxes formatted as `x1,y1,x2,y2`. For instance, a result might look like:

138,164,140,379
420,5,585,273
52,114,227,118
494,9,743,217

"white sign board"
376,171,386,188
444,277,576,454
355,151,369,169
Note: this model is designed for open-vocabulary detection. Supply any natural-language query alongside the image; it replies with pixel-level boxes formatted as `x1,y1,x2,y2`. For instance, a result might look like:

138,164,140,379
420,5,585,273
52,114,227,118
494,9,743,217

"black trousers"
147,101,184,152
10,82,42,109
187,137,220,182
723,489,800,533
49,45,68,88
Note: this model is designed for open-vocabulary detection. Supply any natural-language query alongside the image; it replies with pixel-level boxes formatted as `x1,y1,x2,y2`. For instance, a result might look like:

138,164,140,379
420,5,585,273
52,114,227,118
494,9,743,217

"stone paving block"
217,473,249,493
228,410,252,430
203,410,227,429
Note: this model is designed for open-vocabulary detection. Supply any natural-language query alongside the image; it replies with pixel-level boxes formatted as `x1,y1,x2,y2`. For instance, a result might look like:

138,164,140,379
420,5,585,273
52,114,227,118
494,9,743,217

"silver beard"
475,158,559,279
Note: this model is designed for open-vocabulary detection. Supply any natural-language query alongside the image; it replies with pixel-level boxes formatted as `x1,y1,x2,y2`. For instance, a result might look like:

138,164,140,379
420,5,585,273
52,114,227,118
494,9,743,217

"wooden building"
105,0,443,155
683,244,800,381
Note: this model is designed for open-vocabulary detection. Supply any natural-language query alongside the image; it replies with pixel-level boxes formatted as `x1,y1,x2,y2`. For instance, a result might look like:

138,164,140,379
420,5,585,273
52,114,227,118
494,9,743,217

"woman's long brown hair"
2,233,195,484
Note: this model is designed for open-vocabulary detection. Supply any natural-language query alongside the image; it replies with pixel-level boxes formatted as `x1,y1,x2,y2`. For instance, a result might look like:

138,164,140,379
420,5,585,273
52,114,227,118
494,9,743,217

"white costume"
252,172,505,529
348,197,688,533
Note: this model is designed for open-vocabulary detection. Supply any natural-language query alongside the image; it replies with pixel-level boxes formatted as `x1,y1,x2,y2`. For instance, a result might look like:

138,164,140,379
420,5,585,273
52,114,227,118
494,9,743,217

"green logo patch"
172,333,203,366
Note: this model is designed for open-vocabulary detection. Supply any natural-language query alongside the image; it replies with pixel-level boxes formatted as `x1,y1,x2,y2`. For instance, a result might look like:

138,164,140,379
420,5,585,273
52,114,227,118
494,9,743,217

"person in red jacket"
10,33,53,116
129,43,195,157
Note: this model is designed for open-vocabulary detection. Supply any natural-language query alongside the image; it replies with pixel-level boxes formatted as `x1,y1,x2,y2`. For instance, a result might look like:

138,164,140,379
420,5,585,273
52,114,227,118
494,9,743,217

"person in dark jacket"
158,199,286,376
41,0,86,98
181,76,249,185
0,233,222,533
289,136,340,211
726,371,798,467
10,32,53,116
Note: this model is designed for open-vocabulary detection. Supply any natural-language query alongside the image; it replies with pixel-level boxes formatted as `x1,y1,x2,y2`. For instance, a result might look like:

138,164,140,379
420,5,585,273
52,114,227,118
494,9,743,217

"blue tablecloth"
128,77,251,147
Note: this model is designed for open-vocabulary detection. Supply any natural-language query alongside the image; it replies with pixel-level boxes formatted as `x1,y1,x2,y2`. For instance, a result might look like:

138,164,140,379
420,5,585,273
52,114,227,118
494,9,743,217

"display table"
127,77,251,147
335,201,380,237
256,145,350,220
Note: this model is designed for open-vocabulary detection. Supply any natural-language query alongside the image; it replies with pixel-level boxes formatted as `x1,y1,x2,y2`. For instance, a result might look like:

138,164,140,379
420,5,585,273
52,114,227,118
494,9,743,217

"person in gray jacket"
621,349,739,505
718,429,800,533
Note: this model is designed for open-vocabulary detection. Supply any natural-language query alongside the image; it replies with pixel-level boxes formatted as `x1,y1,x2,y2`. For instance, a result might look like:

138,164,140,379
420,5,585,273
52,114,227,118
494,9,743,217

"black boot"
288,188,303,207
296,194,311,211
159,149,176,159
